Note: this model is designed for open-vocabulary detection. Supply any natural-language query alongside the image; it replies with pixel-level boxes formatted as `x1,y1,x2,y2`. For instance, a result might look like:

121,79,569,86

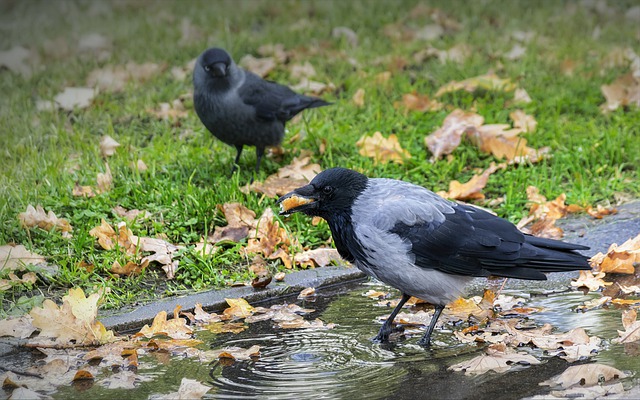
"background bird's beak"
211,62,227,77
277,185,317,216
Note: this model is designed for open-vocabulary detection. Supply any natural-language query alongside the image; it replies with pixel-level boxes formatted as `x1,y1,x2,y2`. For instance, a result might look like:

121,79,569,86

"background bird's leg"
250,146,265,183
372,293,410,343
231,145,243,174
417,304,445,347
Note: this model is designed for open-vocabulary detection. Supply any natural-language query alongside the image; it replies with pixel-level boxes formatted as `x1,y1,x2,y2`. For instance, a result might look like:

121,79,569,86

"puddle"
44,281,640,399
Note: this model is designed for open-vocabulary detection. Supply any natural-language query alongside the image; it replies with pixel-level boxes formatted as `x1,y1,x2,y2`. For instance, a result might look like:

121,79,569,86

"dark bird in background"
193,47,331,175
278,168,590,346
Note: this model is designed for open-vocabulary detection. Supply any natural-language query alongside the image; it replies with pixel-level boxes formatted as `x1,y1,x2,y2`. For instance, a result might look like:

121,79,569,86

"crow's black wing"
390,203,590,280
238,73,329,122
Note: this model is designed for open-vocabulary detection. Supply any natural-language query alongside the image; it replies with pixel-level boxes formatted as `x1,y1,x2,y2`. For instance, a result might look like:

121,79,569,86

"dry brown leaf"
352,88,365,107
437,162,504,201
148,98,189,121
614,309,640,344
157,378,211,400
18,205,73,236
590,233,640,275
298,287,316,299
289,61,316,80
356,131,411,164
0,244,46,271
110,259,149,276
72,183,96,198
448,343,540,375
290,77,335,95
100,135,120,157
446,293,494,322
205,321,246,334
600,72,640,113
435,73,516,97
245,208,294,257
293,247,343,268
395,92,443,112
274,271,286,281
466,124,549,164
112,206,151,221
425,108,484,160
239,55,276,78
509,110,537,133
53,87,96,111
245,156,321,198
513,88,532,103
30,288,115,345
136,310,193,340
87,62,163,92
0,315,37,339
540,364,627,389
209,202,256,244
207,345,261,361
571,270,611,292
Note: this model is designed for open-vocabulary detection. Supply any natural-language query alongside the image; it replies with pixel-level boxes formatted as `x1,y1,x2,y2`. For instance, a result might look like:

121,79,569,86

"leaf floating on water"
448,343,540,375
539,364,627,389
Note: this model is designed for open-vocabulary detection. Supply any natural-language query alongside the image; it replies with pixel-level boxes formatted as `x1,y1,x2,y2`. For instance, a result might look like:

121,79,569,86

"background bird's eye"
322,186,334,194
204,65,211,72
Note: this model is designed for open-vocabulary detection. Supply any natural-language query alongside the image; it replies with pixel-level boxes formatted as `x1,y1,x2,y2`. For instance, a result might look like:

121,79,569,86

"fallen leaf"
590,233,640,275
437,162,504,201
100,135,120,157
504,44,526,61
356,131,411,164
244,208,294,257
223,298,255,319
352,88,365,107
205,321,246,334
54,87,96,111
289,61,316,80
207,345,260,361
395,92,444,112
0,315,37,339
136,310,193,340
257,43,288,63
147,97,189,121
513,88,533,103
539,364,627,389
239,54,276,78
0,244,46,271
293,247,343,268
332,26,358,46
112,206,151,221
571,270,611,292
209,202,256,243
466,124,549,164
290,77,335,95
72,183,96,198
96,163,113,193
600,72,640,113
435,73,516,97
77,33,112,60
18,205,73,235
110,259,149,276
245,155,321,198
0,45,35,78
614,309,640,343
274,272,286,281
509,110,537,133
448,343,540,375
298,287,316,299
425,109,484,160
155,378,211,400
87,62,163,92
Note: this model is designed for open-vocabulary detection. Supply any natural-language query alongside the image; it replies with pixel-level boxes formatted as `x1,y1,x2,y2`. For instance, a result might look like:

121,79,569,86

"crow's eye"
322,186,334,195
204,65,211,72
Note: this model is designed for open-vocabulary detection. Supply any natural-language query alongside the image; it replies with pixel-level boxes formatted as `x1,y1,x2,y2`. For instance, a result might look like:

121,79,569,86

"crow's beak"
277,184,317,216
211,62,227,77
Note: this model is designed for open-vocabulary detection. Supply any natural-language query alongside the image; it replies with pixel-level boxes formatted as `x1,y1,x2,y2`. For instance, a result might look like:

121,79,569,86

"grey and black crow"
193,48,331,175
278,167,591,346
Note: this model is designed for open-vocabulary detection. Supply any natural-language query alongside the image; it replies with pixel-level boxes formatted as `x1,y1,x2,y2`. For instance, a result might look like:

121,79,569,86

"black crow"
278,167,591,346
193,47,331,175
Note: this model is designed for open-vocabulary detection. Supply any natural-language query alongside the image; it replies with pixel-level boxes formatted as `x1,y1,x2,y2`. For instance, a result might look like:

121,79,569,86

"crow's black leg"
231,145,243,174
373,293,410,343
251,147,265,183
417,304,445,347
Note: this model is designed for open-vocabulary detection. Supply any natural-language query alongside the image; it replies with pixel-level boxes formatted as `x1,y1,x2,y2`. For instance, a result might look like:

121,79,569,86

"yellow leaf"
436,72,516,97
223,298,255,319
356,131,411,164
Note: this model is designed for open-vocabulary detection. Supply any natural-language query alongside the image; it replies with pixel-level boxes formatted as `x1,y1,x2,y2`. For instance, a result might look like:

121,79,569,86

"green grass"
1,0,639,314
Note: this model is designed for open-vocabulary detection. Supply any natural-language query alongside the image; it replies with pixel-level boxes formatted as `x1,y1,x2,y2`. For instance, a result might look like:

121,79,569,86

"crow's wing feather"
238,73,327,122
388,202,590,280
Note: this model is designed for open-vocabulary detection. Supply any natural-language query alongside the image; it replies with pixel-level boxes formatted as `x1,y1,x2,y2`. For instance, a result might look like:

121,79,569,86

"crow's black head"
198,47,233,78
278,167,369,220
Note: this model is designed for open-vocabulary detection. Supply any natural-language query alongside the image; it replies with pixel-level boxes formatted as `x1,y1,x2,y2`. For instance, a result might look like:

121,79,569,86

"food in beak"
280,195,314,213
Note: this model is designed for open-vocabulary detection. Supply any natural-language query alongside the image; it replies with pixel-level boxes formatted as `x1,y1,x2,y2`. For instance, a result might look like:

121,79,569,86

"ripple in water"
208,326,408,399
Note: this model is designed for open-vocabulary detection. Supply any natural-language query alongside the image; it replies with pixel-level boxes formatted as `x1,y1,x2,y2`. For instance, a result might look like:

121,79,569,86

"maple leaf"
29,288,115,345
0,244,46,271
246,155,321,198
437,162,504,201
590,233,640,275
356,131,411,164
435,73,516,97
448,343,540,375
425,109,484,160
18,205,73,236
395,92,443,113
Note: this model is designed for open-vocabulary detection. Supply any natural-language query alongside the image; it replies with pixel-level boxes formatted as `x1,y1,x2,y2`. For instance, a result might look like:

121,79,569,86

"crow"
278,167,590,346
193,47,331,175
